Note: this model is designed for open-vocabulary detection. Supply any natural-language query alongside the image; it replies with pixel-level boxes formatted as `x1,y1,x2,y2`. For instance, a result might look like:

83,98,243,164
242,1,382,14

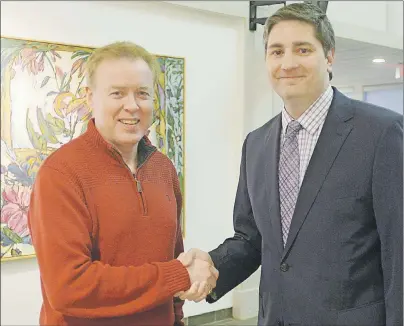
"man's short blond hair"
85,41,161,87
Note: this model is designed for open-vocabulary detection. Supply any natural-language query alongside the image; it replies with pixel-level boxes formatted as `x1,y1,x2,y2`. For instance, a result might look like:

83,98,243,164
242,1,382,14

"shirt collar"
83,118,156,166
281,85,333,136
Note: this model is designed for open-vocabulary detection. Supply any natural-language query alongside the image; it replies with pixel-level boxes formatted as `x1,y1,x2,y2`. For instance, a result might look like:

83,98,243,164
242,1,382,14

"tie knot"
285,120,302,137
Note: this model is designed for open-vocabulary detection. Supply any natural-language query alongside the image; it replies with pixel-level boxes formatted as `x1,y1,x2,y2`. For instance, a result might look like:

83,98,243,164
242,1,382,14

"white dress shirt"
281,85,334,187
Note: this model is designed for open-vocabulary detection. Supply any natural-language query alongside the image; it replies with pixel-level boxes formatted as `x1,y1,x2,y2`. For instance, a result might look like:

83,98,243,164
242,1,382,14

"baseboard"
184,307,232,325
232,287,259,320
183,287,258,324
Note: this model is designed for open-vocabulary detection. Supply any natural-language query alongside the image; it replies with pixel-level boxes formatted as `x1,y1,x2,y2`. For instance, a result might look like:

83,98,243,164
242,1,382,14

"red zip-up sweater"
28,119,191,325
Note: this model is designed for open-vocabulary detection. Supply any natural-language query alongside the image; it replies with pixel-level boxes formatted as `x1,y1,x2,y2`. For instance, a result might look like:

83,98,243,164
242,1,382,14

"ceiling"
332,37,403,87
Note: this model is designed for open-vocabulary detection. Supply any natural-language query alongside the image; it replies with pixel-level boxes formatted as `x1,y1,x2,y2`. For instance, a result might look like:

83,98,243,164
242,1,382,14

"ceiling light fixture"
372,58,385,63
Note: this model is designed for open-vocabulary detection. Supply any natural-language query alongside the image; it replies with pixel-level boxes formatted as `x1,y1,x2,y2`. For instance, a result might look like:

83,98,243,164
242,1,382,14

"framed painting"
1,36,186,261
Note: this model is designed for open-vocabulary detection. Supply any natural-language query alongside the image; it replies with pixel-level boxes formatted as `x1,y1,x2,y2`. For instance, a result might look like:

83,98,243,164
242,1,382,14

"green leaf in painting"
167,129,174,161
178,172,184,193
40,76,50,88
71,58,83,75
71,50,91,60
60,72,68,90
2,226,23,244
26,108,47,151
62,74,72,92
37,107,59,144
80,121,89,135
1,45,23,86
11,248,22,257
46,91,59,97
46,113,65,135
1,37,26,49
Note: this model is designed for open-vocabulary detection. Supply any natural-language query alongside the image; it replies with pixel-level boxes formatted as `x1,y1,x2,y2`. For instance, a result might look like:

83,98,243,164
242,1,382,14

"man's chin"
117,134,144,145
279,87,305,100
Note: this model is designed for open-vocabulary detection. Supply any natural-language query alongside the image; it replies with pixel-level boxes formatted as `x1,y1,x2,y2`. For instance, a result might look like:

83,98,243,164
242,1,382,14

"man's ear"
86,86,93,108
326,48,335,74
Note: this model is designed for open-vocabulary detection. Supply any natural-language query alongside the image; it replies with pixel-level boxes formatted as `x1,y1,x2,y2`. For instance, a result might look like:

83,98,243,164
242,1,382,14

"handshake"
175,248,219,302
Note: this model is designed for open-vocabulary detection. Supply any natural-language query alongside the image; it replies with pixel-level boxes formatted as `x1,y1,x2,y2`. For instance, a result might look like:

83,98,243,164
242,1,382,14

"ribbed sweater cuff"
160,259,191,295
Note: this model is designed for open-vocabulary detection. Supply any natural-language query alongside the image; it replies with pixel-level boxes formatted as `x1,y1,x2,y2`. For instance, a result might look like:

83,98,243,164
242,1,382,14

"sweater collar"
83,118,157,167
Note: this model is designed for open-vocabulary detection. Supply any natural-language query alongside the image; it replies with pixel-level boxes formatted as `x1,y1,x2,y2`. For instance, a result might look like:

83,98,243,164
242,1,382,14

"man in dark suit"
176,3,403,326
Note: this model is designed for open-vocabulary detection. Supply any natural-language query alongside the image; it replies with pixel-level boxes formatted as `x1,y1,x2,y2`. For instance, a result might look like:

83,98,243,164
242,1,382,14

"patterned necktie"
279,120,302,247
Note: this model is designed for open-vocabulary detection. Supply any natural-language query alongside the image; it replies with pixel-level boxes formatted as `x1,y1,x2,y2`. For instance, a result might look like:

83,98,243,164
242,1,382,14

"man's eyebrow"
292,41,315,47
138,86,152,91
267,42,284,49
109,85,152,90
267,41,315,49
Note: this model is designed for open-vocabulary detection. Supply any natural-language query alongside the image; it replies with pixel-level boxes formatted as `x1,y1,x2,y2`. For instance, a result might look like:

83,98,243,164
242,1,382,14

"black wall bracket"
249,1,286,31
306,1,329,14
249,1,329,32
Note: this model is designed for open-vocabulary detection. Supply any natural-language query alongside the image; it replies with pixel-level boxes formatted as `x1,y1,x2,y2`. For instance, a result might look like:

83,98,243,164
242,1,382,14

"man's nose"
124,93,140,112
280,52,299,71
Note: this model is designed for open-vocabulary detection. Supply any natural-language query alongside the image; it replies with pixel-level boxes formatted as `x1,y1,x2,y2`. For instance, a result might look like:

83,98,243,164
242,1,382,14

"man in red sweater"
28,41,218,326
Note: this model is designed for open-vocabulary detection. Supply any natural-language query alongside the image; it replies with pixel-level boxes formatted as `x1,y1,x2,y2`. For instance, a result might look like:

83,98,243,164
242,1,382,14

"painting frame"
1,35,187,262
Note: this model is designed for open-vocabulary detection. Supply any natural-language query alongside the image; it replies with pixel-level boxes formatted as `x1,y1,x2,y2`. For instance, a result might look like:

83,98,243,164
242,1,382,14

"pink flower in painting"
16,48,45,76
1,184,31,238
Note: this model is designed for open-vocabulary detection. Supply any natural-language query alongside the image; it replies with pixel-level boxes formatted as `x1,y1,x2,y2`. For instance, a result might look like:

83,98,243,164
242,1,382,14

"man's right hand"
179,248,214,267
176,249,218,302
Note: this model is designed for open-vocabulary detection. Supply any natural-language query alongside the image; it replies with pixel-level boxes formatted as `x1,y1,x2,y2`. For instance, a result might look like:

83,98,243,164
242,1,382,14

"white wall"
288,1,402,49
386,1,404,38
165,1,249,18
231,21,278,320
243,23,281,136
1,1,271,323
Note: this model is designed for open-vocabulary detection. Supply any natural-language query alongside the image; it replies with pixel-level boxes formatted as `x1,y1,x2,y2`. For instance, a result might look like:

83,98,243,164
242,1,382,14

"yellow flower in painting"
26,155,45,177
53,88,92,122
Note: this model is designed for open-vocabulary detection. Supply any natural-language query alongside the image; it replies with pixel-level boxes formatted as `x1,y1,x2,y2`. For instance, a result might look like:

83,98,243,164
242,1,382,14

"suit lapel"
264,115,283,256
282,89,355,260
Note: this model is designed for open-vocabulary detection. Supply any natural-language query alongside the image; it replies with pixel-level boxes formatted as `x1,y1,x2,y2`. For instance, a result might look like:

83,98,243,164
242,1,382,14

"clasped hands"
175,248,219,302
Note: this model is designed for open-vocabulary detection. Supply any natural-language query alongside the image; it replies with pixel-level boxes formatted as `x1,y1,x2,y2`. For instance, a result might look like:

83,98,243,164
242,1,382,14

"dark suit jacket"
207,88,403,326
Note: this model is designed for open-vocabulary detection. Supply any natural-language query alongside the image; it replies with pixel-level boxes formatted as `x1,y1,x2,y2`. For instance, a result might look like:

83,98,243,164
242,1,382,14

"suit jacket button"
280,263,289,272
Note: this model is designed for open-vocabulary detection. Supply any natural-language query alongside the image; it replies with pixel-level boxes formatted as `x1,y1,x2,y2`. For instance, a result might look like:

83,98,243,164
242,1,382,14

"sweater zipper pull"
134,177,147,215
136,179,143,192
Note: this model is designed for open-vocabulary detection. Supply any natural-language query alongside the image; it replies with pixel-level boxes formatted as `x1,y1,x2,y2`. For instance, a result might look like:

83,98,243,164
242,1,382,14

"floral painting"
1,37,185,261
